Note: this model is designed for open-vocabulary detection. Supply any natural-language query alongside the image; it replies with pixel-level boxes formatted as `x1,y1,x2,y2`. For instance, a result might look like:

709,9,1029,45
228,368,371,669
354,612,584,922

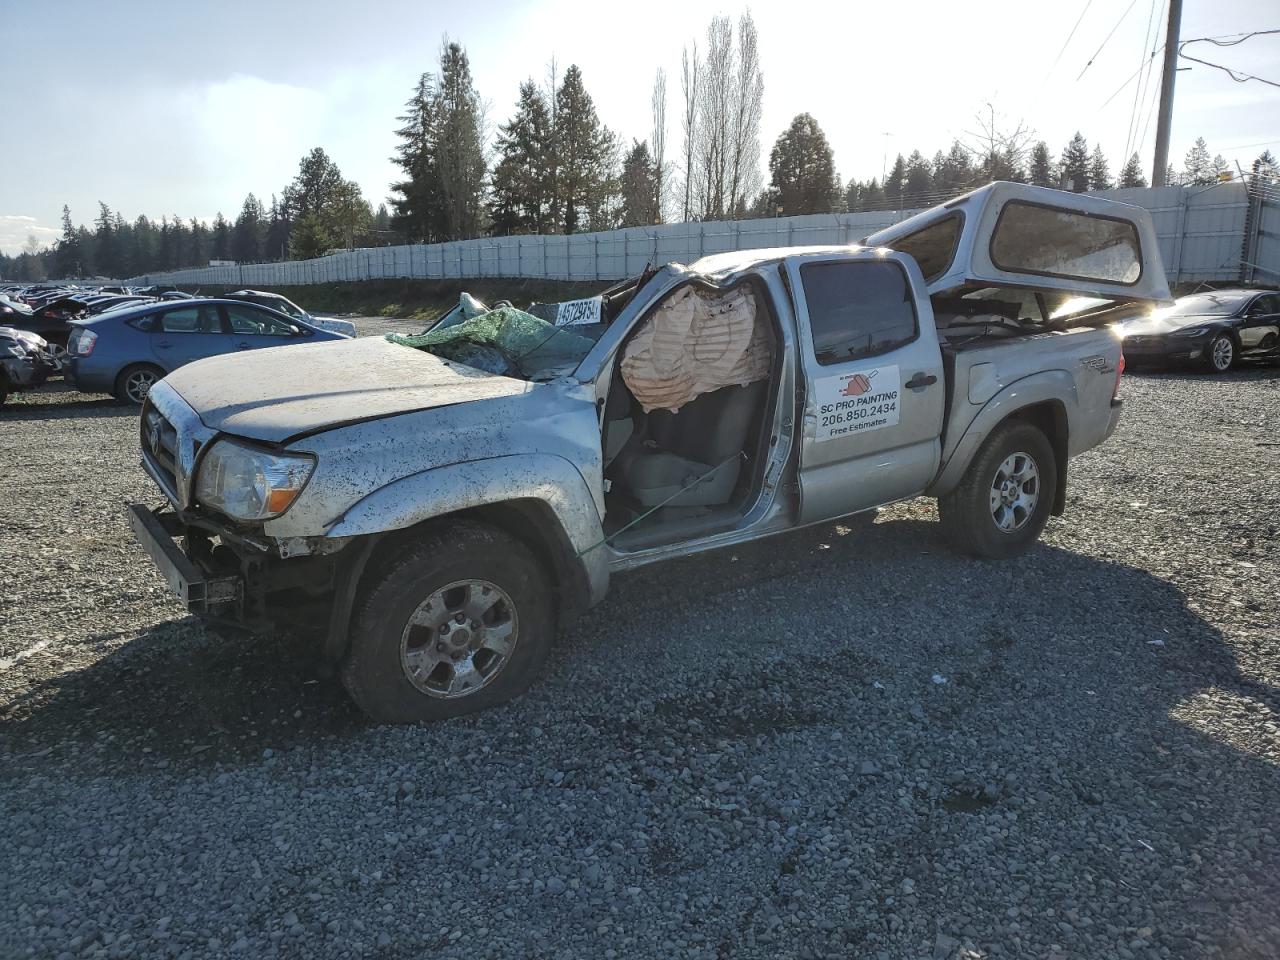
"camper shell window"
888,212,963,283
990,200,1143,286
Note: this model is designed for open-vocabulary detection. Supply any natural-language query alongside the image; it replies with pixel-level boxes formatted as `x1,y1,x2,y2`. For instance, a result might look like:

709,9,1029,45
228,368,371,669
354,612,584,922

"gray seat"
618,382,766,507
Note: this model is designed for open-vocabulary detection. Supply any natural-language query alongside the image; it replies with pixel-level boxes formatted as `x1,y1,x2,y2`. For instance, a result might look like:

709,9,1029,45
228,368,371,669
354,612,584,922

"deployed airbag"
621,286,770,413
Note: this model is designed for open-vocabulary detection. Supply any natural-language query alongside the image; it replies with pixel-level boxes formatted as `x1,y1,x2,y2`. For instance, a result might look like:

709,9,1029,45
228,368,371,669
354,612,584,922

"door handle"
155,339,172,349
906,372,937,389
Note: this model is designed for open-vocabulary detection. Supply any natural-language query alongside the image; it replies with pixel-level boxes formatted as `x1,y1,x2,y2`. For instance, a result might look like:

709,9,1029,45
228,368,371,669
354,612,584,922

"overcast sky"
2,0,1277,255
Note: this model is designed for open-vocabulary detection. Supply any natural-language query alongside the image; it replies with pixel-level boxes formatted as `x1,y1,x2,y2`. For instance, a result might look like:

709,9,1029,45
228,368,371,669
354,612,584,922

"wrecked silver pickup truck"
129,183,1169,722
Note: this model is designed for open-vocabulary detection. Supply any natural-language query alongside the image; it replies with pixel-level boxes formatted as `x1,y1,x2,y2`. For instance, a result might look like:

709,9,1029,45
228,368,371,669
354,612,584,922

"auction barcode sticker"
555,297,603,326
814,364,900,441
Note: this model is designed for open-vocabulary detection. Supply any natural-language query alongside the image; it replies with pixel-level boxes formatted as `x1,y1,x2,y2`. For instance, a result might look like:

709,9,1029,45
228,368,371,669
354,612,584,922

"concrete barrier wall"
127,184,1270,288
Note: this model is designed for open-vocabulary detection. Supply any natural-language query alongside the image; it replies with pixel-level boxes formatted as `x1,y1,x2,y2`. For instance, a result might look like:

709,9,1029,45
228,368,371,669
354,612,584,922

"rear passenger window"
159,306,220,334
800,260,918,365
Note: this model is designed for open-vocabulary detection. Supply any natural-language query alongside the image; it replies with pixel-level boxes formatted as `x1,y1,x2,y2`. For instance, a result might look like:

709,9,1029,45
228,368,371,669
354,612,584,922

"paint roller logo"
840,369,878,397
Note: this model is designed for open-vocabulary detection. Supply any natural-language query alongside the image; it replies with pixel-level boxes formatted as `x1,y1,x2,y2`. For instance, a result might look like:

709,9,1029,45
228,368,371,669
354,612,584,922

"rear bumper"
2,358,50,389
127,504,242,612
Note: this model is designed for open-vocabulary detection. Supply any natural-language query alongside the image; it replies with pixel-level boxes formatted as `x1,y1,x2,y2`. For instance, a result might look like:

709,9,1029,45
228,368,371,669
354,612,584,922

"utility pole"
1151,0,1183,187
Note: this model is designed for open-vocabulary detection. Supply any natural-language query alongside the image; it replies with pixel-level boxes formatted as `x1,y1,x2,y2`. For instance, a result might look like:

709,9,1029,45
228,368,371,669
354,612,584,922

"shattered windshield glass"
388,305,598,381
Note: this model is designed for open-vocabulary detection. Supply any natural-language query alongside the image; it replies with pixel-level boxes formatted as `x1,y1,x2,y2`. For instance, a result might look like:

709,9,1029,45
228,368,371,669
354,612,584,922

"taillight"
1112,352,1125,402
73,329,97,357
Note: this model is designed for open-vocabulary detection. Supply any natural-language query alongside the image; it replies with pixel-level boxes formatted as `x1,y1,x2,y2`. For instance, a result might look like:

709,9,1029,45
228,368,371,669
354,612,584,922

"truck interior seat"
615,381,766,507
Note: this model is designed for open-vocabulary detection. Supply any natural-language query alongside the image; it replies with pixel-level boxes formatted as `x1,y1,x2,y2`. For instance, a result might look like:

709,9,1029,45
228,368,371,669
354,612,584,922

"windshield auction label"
555,297,603,326
814,365,900,441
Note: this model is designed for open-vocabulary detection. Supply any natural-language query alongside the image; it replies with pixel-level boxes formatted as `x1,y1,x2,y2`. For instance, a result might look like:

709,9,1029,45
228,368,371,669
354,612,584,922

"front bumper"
127,504,242,612
128,502,370,660
1122,336,1206,364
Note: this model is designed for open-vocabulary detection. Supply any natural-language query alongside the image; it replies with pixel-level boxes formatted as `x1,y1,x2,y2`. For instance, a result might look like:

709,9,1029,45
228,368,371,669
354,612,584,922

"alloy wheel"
399,580,519,699
125,370,158,404
988,452,1040,533
1211,336,1233,371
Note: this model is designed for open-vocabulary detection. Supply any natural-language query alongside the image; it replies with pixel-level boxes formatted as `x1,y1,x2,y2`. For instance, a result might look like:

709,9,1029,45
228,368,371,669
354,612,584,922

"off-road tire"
938,421,1057,560
341,521,554,724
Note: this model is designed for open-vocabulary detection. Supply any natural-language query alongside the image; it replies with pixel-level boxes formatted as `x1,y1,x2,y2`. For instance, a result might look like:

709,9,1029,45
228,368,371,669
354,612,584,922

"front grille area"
141,402,181,504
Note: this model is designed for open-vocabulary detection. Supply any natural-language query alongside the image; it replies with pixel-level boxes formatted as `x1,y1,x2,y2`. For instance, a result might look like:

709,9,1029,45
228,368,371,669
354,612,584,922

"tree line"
4,15,1278,282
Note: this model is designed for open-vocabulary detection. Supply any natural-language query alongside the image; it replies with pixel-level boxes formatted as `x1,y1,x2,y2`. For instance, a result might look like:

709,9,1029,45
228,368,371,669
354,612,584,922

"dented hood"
163,335,533,444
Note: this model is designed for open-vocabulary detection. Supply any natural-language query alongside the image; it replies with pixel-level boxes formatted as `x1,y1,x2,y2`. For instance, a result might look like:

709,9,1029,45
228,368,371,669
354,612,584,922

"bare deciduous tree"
680,42,699,222
697,15,733,218
683,12,764,221
728,11,763,216
651,68,668,223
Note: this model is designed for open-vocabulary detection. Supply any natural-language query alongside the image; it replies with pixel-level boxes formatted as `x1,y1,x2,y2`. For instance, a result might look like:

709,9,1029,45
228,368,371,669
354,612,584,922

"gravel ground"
1,344,1277,959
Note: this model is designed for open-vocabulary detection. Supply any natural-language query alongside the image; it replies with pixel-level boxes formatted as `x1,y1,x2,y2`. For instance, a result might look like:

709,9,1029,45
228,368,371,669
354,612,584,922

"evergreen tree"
94,202,116,277
1088,145,1113,191
55,205,82,278
264,196,290,261
489,80,554,234
860,177,885,210
1028,142,1054,187
934,142,974,197
903,150,933,206
188,218,208,265
328,180,372,249
289,214,334,259
1118,153,1147,188
619,140,660,227
1212,154,1231,182
389,73,443,241
1182,137,1215,186
554,65,617,233
373,204,391,232
169,215,189,268
766,113,839,215
884,154,907,206
211,212,231,260
282,148,346,222
1252,150,1279,184
844,179,863,213
434,41,488,240
1060,133,1090,192
232,193,264,262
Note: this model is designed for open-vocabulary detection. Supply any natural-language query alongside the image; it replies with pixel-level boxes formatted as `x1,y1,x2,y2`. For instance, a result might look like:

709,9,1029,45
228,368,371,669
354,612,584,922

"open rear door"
864,182,1172,306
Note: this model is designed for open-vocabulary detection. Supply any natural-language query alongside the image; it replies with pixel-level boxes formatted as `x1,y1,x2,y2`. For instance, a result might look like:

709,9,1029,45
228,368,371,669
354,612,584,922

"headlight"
1171,325,1212,338
194,439,315,521
4,343,24,358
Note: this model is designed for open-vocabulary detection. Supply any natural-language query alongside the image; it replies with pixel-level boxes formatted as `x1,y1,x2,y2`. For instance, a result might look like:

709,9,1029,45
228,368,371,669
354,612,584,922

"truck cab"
128,183,1169,722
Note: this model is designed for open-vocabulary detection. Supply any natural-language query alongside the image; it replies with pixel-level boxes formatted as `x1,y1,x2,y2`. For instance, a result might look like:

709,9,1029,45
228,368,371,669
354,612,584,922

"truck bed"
940,323,1122,466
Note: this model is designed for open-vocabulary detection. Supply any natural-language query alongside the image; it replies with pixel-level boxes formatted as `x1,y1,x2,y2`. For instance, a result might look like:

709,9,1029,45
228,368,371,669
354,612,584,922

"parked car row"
0,282,354,405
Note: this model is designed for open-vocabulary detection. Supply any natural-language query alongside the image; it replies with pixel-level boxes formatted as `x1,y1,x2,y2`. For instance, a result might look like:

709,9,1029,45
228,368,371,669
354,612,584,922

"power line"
1031,0,1097,110
1177,28,1280,88
1124,0,1162,161
1077,0,1140,80
1047,0,1098,78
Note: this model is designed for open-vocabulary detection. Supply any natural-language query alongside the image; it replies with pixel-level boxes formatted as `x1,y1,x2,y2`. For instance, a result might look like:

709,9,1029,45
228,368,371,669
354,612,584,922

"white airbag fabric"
621,287,770,412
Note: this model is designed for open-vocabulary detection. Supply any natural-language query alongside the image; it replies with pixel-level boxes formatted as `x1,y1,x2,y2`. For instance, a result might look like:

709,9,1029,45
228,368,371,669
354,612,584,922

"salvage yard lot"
1,344,1278,958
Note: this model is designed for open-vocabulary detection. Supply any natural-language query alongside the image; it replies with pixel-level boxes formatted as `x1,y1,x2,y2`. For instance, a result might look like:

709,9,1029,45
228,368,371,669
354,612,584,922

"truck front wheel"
938,421,1057,560
341,521,554,723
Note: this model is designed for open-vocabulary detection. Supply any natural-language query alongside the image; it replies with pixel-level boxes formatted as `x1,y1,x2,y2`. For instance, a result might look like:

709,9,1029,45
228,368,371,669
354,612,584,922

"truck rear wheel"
938,421,1057,559
341,521,554,724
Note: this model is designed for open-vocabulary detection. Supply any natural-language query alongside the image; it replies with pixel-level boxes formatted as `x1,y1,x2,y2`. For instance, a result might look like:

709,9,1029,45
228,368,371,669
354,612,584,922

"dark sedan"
1120,289,1280,373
